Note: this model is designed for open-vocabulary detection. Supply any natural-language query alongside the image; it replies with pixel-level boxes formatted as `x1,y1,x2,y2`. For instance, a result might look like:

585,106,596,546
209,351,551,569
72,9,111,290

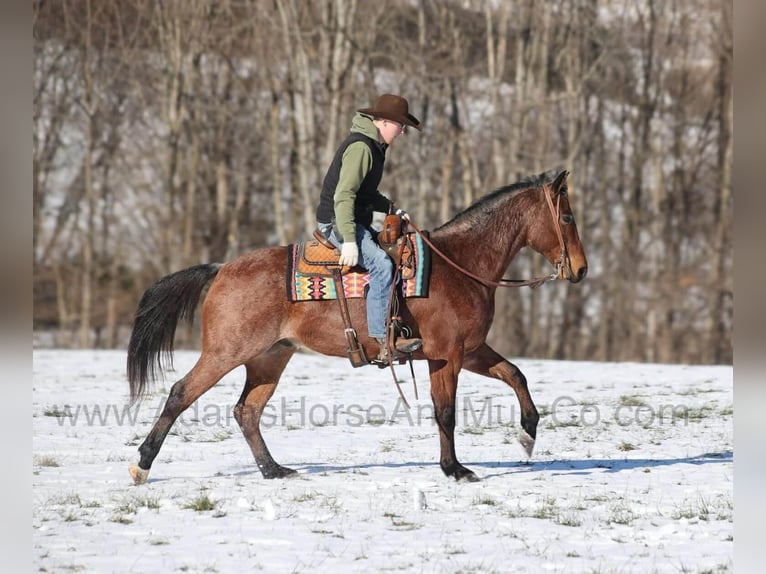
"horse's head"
530,170,588,284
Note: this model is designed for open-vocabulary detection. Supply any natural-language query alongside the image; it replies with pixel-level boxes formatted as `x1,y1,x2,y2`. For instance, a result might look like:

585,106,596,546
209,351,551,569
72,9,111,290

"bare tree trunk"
53,261,72,348
320,0,358,169
276,0,320,237
485,0,510,188
78,0,96,349
646,133,665,362
104,247,120,348
182,54,202,265
156,1,187,272
439,87,458,225
270,91,289,245
706,0,733,363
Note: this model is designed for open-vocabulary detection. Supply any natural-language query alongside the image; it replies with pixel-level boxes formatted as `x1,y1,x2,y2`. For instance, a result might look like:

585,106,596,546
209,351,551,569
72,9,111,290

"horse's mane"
435,170,558,232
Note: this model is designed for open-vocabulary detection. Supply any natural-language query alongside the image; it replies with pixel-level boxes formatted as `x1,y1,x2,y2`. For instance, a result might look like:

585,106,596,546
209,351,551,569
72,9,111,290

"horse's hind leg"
128,354,232,485
233,341,296,479
463,343,539,457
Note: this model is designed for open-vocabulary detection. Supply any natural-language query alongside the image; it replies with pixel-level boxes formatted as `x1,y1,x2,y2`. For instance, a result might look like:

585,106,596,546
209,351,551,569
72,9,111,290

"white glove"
395,208,410,222
339,242,359,267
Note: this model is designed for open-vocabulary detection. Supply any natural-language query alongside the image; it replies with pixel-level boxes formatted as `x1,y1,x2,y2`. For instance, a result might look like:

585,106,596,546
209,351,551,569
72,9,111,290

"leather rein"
407,185,568,289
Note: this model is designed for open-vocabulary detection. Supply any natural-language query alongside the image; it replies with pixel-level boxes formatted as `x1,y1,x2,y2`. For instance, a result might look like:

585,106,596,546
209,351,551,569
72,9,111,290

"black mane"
435,170,558,232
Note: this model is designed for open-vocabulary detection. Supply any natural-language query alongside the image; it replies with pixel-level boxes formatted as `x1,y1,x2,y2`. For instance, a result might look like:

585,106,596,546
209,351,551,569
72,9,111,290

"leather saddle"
298,217,416,279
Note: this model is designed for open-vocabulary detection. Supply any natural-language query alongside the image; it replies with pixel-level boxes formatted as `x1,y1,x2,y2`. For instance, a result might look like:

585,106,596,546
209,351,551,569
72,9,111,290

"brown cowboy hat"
358,94,422,131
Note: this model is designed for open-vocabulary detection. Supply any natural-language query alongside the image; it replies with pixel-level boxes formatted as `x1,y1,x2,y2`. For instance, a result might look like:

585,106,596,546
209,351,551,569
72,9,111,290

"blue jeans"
319,222,393,339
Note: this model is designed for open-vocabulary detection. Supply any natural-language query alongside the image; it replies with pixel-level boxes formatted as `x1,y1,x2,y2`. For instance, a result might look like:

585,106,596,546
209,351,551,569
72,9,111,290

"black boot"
394,337,422,353
374,337,422,364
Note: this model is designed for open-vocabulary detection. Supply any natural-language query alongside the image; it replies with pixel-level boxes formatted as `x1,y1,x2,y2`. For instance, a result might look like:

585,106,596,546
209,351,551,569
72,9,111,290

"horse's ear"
551,170,569,193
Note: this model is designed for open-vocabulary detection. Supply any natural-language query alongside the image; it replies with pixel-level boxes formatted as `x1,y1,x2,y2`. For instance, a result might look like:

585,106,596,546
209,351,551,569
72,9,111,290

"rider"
316,94,423,363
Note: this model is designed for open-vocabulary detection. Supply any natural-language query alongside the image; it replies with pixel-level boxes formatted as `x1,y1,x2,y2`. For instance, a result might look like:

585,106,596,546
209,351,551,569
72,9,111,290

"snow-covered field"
33,349,733,573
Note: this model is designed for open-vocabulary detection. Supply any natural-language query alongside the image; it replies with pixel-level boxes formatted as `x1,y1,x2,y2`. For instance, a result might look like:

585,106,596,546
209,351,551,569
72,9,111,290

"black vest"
316,132,386,226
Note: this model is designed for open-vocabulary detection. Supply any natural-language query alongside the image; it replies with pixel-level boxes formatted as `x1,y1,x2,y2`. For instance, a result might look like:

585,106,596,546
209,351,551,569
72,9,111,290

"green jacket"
317,113,392,242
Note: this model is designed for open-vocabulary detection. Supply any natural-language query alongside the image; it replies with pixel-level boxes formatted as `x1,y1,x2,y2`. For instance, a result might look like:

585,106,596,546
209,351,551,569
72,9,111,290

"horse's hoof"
518,429,535,458
457,472,480,483
261,465,297,479
129,463,149,485
452,467,480,482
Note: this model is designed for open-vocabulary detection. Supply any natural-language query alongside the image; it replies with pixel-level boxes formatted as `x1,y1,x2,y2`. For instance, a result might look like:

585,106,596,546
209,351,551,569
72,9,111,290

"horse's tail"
127,263,223,404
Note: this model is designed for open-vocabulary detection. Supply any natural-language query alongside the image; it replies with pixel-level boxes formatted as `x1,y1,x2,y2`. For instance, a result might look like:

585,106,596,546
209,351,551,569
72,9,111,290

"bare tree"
32,0,733,363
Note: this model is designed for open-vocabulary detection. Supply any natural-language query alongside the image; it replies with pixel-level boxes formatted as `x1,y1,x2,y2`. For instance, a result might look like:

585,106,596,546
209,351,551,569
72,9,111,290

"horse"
126,168,587,484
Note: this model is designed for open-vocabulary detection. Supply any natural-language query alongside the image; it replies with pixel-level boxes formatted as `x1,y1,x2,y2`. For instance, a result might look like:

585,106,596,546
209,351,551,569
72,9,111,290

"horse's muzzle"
561,259,588,283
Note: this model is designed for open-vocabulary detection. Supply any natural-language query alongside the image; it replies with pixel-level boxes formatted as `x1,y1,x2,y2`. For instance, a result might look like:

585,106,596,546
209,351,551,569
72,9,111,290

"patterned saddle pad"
286,232,431,302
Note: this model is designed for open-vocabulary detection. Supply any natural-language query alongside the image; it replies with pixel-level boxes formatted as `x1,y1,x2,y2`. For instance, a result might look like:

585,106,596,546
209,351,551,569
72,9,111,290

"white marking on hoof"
518,429,535,458
129,463,149,485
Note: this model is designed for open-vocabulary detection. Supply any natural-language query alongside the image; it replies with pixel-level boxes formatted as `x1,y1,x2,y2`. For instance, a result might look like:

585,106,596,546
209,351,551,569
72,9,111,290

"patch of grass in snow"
34,455,61,467
184,493,217,512
450,561,496,573
617,441,638,452
293,491,319,502
109,514,133,524
606,498,636,525
380,439,397,452
684,405,717,421
48,493,82,506
555,510,582,527
546,418,581,429
43,405,70,418
531,496,558,520
114,501,136,515
618,395,648,407
149,538,170,545
673,494,732,522
320,495,343,514
136,495,161,510
114,494,161,515
168,428,194,442
57,564,86,572
382,511,421,530
196,429,234,442
105,452,129,462
472,495,499,506
677,387,722,396
124,433,142,446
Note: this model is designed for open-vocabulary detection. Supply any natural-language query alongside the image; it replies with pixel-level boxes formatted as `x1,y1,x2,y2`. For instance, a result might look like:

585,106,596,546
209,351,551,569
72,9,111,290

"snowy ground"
33,349,733,573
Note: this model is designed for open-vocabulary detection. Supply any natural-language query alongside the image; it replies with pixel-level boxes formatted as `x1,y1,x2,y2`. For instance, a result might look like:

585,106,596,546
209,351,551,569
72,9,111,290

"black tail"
127,263,222,404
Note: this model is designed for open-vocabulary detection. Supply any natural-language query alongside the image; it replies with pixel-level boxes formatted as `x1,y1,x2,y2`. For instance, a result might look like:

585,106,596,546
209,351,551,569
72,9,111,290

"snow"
33,349,733,573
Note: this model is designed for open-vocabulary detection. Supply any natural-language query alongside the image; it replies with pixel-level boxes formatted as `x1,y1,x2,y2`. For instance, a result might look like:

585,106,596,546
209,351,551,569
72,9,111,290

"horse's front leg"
463,343,539,457
428,354,479,482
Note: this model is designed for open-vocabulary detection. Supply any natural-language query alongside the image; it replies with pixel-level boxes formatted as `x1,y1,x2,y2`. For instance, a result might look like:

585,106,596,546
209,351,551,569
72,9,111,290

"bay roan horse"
127,169,587,484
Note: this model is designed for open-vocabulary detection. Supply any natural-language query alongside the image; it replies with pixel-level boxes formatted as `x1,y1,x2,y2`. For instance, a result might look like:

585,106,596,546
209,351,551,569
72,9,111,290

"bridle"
407,184,569,289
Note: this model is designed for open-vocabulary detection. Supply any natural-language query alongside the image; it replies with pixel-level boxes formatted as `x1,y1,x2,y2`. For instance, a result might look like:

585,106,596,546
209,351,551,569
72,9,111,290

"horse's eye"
559,188,568,197
562,214,573,224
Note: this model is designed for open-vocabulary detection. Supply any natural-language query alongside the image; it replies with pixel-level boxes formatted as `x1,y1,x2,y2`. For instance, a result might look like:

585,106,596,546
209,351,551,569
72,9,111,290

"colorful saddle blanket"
286,232,431,302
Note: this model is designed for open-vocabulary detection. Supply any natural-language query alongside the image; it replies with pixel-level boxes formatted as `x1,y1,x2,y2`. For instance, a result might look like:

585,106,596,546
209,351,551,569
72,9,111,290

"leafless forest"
33,0,732,364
